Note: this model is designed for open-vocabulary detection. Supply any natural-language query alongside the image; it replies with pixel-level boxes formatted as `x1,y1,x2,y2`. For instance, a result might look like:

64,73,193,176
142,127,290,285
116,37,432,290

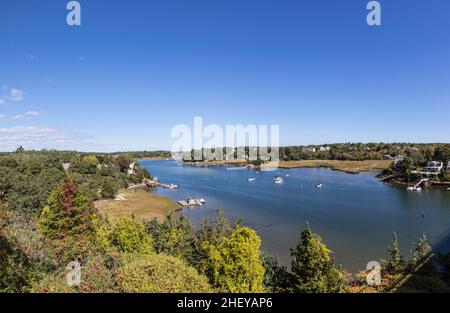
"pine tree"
290,223,345,293
410,233,432,268
203,224,265,292
39,175,95,239
384,232,406,275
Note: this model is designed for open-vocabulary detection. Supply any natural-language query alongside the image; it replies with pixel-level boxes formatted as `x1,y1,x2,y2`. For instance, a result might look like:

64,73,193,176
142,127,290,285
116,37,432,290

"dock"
143,178,179,189
177,198,205,207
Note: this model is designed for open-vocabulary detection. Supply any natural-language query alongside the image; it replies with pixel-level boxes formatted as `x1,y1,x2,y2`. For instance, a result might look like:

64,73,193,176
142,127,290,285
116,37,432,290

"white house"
127,162,136,174
423,161,443,174
303,147,316,153
319,146,330,152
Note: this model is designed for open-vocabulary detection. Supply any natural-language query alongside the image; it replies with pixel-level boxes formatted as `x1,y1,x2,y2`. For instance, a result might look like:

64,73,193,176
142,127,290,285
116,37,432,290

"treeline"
0,149,150,218
180,143,450,164
112,150,172,159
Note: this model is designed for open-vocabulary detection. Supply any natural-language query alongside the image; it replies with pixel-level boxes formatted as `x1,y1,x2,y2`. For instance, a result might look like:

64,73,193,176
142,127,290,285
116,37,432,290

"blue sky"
0,0,449,151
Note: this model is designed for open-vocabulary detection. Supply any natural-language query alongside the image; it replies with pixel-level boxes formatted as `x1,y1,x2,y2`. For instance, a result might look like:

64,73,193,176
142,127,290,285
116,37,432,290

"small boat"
199,198,206,204
164,183,179,189
247,178,256,182
406,186,414,191
286,174,289,177
414,187,422,192
316,184,323,188
273,176,284,184
447,188,450,191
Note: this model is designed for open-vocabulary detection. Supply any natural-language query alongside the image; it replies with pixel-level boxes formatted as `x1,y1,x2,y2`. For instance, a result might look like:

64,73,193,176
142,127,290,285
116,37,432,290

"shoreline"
182,159,390,174
94,188,181,223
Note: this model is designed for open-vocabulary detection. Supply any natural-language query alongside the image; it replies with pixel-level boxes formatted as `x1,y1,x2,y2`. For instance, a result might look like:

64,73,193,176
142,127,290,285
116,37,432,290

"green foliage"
146,213,196,264
110,216,154,254
260,251,290,292
201,224,265,293
0,233,33,292
33,255,116,293
100,178,117,199
409,233,432,269
290,223,345,293
116,155,132,173
383,232,406,275
71,155,99,175
38,175,96,240
115,253,213,293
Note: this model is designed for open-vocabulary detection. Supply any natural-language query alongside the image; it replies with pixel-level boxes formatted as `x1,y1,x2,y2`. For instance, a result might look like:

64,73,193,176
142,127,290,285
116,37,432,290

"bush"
115,253,213,293
33,255,116,293
110,216,154,255
201,224,265,292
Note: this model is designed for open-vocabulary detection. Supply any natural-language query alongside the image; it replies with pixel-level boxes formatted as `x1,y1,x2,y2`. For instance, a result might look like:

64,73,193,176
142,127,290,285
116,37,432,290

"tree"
195,210,231,276
400,157,415,177
409,233,432,268
38,175,96,240
110,216,154,255
260,251,290,292
0,233,33,292
384,232,406,275
146,213,196,264
115,253,213,293
116,155,132,173
290,223,345,293
101,178,117,199
201,224,265,293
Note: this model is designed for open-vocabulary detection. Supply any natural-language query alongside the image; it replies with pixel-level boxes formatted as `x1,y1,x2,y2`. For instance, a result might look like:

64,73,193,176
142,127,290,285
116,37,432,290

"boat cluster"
247,175,323,188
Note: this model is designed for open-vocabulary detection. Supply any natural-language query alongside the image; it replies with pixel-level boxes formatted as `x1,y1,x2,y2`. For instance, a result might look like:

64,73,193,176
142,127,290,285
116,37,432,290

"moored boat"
273,176,284,184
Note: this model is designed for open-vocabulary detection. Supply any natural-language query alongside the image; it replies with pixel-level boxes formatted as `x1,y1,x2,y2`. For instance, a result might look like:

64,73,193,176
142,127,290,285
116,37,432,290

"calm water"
140,160,450,272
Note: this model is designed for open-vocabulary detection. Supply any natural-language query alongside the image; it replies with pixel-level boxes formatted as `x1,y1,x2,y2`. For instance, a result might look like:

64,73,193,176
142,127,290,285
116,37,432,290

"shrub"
115,253,213,293
110,216,154,255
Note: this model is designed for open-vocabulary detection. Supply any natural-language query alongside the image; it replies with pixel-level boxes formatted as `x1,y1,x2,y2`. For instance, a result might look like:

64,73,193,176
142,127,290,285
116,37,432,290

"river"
140,159,450,272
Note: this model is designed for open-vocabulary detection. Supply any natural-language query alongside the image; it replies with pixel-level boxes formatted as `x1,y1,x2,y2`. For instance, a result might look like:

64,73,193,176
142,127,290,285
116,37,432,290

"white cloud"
0,98,6,106
11,111,41,120
0,126,92,151
8,88,24,101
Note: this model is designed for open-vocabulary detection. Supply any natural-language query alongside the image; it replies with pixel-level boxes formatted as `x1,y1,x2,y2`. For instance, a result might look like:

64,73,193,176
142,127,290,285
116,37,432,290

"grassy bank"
94,189,180,223
184,159,390,174
271,160,391,173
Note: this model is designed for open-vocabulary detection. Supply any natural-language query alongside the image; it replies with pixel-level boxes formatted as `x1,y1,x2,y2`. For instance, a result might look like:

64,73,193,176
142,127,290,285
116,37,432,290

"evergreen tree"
196,210,231,275
145,213,196,264
260,251,290,292
290,223,345,293
384,232,406,275
39,175,96,240
202,224,265,293
410,233,432,268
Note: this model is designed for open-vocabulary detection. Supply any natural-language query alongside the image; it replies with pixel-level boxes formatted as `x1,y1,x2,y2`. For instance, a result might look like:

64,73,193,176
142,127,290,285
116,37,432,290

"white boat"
286,174,289,177
447,188,450,191
406,186,414,191
273,176,284,184
164,183,179,189
199,198,206,204
247,178,256,182
316,184,323,188
414,187,422,192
